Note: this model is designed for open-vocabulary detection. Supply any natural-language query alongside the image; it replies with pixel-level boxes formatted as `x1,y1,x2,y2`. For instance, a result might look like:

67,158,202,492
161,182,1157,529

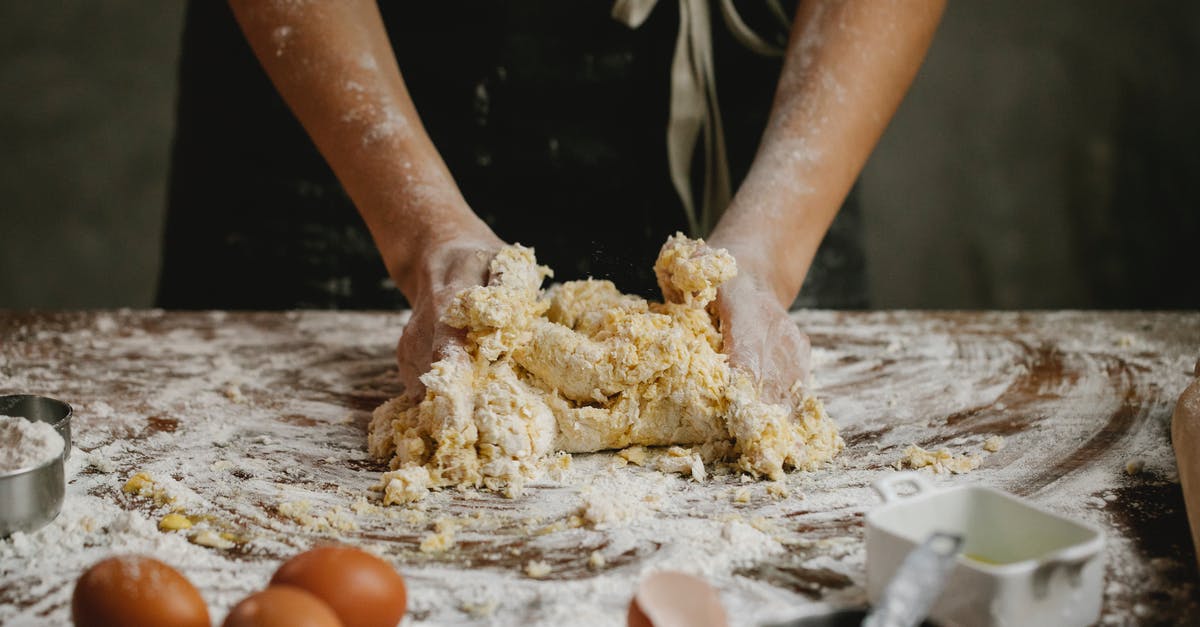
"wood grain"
0,310,1197,624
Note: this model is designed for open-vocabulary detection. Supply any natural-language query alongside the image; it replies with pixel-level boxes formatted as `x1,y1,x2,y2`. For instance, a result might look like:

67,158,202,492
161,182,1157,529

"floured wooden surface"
0,310,1197,625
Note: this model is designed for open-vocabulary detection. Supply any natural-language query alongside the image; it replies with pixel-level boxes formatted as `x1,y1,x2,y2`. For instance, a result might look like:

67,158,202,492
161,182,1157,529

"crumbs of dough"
277,500,359,532
123,471,175,506
369,233,843,501
419,529,455,553
222,382,245,403
525,560,552,578
577,491,646,529
158,513,193,532
419,517,460,553
375,466,432,505
189,529,236,550
618,445,649,466
461,600,498,618
898,444,981,474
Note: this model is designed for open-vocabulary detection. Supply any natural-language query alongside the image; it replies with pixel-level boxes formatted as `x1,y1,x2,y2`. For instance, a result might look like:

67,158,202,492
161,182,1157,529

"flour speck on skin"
356,52,378,71
360,106,410,145
0,415,64,473
271,25,293,57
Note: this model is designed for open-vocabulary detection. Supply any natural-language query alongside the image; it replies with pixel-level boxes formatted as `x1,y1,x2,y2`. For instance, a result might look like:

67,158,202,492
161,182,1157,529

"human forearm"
227,0,498,299
709,0,945,305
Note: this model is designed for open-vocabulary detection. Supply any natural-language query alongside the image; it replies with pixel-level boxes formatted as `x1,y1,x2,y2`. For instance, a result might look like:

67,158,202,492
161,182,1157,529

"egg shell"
72,555,210,627
627,571,728,627
271,545,407,627
223,585,344,627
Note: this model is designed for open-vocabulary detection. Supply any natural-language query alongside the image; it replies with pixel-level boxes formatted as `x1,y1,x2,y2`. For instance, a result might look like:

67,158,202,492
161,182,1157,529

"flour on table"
276,499,358,533
577,490,648,529
418,527,455,554
2,308,1195,624
368,234,843,503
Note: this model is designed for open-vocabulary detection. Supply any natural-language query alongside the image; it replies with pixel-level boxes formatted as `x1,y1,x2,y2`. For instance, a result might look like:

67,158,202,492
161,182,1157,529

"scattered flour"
577,491,648,529
0,310,1195,624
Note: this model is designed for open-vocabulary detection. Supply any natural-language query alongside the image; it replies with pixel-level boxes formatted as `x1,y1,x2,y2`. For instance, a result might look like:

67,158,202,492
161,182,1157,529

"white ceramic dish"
866,473,1105,627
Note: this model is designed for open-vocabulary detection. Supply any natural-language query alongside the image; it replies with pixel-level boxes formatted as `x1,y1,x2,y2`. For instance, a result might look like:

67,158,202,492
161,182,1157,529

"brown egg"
223,585,343,627
72,555,210,627
270,544,407,627
627,571,728,627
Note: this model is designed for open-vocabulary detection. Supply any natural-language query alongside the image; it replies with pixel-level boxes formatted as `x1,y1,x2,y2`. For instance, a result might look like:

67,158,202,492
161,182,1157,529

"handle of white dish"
872,472,935,503
1030,538,1104,599
1039,541,1102,588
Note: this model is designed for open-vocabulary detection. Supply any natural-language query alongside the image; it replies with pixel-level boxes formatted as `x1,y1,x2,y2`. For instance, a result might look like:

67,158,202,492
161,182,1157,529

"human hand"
712,270,812,405
395,232,506,401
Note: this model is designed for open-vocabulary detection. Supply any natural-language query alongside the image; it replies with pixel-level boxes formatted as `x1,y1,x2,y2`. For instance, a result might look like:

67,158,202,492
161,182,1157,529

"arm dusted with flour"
708,0,945,397
226,0,941,402
227,0,505,397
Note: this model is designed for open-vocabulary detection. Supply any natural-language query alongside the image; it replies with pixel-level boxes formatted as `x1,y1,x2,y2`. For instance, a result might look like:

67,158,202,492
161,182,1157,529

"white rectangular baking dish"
866,472,1105,627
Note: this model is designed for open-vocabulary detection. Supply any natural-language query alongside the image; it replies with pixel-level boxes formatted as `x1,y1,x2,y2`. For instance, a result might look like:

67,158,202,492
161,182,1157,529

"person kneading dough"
369,235,843,501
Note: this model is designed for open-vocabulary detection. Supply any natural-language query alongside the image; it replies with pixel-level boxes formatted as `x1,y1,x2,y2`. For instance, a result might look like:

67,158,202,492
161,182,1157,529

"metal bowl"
0,395,73,536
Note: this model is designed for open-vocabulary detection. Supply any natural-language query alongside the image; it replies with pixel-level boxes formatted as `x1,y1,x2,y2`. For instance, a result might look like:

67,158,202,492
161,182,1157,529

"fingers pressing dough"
370,234,842,502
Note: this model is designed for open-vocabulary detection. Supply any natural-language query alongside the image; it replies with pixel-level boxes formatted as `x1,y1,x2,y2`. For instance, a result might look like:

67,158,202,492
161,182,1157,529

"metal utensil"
0,395,73,536
764,608,935,627
862,532,962,627
762,532,959,627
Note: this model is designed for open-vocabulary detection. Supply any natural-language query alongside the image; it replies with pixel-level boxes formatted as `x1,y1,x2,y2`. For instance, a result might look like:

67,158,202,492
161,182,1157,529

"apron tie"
612,0,786,236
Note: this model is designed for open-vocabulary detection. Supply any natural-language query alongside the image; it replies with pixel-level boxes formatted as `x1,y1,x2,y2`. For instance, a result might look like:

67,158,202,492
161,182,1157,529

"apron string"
612,0,784,237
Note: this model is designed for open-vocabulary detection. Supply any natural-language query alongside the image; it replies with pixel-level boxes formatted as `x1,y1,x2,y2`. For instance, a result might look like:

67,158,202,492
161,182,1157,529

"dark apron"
159,1,865,309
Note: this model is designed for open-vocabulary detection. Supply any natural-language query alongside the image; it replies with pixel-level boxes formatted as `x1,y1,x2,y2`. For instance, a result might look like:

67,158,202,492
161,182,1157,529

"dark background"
1,1,1197,309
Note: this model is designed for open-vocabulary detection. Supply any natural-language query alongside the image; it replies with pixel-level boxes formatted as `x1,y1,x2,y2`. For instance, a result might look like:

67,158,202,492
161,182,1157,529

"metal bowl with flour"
0,394,73,536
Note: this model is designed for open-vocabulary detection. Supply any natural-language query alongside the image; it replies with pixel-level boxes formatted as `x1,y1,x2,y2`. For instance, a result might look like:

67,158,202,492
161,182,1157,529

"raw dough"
368,234,842,503
898,444,981,474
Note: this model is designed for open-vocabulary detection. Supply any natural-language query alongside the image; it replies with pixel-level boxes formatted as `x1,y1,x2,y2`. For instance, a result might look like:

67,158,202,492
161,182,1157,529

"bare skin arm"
709,0,945,399
228,0,941,404
227,0,504,397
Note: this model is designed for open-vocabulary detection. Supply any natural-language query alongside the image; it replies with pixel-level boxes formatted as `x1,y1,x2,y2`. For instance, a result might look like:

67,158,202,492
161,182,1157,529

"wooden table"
1,310,1197,625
